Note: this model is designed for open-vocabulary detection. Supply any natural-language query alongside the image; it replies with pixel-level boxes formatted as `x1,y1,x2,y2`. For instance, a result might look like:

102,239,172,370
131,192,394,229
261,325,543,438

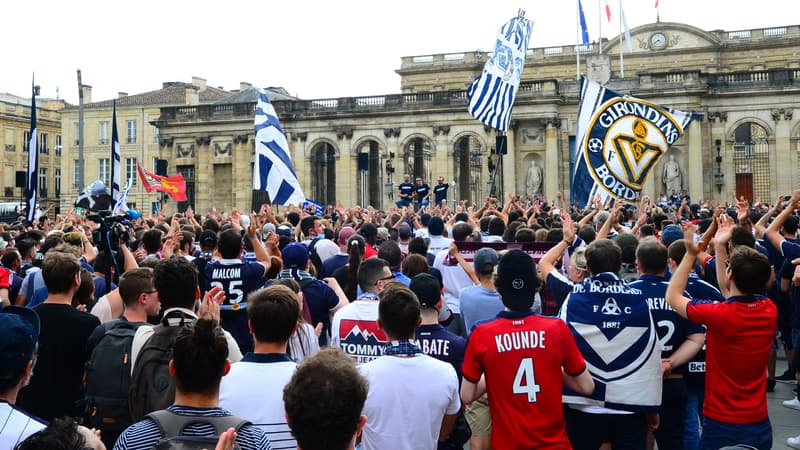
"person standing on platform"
433,177,449,207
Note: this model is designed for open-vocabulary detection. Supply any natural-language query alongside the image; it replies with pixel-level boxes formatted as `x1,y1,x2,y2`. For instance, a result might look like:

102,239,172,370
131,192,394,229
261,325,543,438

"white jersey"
0,401,46,448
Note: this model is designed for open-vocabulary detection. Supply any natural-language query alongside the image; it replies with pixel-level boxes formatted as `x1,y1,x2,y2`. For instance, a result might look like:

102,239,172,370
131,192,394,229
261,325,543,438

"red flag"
655,0,659,7
137,162,187,202
604,0,612,22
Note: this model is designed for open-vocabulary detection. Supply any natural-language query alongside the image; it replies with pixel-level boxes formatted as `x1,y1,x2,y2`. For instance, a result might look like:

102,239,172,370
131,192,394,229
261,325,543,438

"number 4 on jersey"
513,357,541,402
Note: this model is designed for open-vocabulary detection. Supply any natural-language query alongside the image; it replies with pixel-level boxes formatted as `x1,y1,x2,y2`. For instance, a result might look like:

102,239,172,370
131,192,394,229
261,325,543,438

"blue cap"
0,306,40,378
661,224,683,246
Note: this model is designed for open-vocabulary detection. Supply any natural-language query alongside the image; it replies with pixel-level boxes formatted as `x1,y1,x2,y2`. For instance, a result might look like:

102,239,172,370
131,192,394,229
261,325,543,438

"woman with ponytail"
332,234,366,300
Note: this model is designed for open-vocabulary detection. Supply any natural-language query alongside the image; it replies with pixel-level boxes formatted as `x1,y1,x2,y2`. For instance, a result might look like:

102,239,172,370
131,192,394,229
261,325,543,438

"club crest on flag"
571,78,700,207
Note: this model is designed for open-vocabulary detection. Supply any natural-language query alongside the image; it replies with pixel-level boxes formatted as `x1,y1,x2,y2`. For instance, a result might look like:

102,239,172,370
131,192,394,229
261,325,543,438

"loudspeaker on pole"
357,153,369,171
495,135,508,155
15,171,26,188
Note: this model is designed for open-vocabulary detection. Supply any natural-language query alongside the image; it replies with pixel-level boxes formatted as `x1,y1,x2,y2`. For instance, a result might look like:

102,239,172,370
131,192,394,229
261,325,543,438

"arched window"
732,122,769,202
453,135,484,205
403,137,432,183
310,142,336,206
356,140,383,207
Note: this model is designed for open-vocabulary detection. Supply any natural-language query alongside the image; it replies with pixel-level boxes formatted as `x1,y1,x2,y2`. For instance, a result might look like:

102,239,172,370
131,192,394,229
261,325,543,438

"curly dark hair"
14,417,86,450
153,257,198,310
283,348,368,450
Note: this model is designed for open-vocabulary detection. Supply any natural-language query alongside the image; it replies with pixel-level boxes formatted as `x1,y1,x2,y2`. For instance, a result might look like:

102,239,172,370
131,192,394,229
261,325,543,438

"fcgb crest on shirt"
571,77,701,207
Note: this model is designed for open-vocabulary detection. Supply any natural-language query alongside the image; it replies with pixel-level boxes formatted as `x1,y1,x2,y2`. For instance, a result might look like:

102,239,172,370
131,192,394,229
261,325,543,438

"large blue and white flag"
113,177,133,214
25,81,38,222
467,11,533,132
110,101,121,203
253,89,306,206
571,77,700,207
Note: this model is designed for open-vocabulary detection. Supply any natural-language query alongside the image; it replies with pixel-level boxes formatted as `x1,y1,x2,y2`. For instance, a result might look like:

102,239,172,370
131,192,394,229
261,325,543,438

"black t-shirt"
433,183,449,203
398,182,415,200
415,183,431,201
17,303,100,421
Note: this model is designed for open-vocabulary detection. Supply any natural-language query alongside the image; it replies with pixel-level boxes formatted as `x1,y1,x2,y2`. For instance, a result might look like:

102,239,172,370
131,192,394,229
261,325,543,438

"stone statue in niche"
662,154,682,194
526,160,543,197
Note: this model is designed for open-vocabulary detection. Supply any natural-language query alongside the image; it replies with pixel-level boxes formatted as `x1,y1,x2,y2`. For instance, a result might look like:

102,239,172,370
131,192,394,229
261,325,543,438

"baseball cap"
282,242,310,269
428,216,444,236
337,226,356,245
409,273,441,310
200,229,218,246
473,247,499,274
276,225,293,237
263,223,276,235
200,230,218,246
0,306,40,378
496,249,539,311
660,224,683,246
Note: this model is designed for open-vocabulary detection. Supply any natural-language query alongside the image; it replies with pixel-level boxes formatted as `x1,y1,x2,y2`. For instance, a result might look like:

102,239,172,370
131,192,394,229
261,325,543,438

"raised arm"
665,222,699,319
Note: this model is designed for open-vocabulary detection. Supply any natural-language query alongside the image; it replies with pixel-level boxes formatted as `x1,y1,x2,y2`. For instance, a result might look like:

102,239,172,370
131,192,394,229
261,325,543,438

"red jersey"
463,310,586,449
687,295,777,424
0,267,10,289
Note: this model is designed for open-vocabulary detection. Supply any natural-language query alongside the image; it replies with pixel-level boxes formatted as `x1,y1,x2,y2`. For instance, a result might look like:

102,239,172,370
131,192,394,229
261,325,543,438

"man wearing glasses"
331,258,395,363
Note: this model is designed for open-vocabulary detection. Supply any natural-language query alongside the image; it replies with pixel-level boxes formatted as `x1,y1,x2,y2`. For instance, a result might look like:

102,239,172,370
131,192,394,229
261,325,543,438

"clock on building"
650,32,667,50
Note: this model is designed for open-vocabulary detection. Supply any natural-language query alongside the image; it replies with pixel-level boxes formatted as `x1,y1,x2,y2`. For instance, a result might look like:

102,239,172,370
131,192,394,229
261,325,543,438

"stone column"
502,127,516,198
432,125,451,185
774,109,794,196
544,118,560,201
686,120,703,201
708,112,728,201
337,134,356,206
290,133,309,205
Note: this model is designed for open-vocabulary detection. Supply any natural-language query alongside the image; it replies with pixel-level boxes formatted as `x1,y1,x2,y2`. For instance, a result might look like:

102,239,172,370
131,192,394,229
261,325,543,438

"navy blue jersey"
414,323,466,381
203,259,266,354
630,274,704,366
398,182,415,200
433,183,448,204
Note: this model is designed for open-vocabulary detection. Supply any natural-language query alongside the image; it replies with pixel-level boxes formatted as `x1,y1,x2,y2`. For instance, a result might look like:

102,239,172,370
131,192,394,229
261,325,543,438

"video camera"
87,210,139,252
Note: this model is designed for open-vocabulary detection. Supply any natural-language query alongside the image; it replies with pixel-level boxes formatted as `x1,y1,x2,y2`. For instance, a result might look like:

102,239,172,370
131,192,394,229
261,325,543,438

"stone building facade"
60,77,233,212
153,21,800,213
0,92,64,210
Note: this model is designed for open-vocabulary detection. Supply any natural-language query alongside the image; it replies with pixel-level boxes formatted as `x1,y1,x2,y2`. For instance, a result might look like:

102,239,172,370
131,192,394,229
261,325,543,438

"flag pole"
619,0,624,77
576,0,581,80
598,0,603,54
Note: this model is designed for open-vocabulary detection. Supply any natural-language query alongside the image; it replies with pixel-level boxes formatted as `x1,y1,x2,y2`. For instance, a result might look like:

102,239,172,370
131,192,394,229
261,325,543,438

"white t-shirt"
426,235,453,256
90,295,113,323
219,354,297,449
330,299,383,363
359,354,461,450
0,401,46,448
432,249,473,314
312,238,340,264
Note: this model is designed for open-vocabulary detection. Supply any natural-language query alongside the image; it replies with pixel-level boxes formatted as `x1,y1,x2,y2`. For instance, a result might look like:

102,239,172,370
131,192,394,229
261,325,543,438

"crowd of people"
0,185,798,450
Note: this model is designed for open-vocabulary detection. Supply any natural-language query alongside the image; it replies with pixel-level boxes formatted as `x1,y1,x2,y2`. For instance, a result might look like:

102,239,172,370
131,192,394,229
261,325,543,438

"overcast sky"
5,0,796,104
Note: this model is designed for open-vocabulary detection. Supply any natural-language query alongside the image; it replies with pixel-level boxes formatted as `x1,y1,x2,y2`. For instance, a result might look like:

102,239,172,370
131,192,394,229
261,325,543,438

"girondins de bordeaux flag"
137,162,187,202
571,77,700,207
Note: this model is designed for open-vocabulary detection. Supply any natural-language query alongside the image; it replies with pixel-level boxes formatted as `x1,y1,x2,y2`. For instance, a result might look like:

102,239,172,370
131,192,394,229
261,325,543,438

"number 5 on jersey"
513,357,541,402
211,280,244,304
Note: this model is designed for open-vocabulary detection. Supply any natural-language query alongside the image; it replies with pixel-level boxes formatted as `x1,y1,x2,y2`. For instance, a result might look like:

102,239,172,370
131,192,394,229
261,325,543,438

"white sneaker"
788,434,800,449
783,397,800,411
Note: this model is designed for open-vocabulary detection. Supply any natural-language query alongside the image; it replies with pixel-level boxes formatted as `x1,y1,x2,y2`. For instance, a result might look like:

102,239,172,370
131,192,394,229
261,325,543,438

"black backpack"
129,314,192,422
84,319,142,448
146,409,250,450
308,238,324,277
